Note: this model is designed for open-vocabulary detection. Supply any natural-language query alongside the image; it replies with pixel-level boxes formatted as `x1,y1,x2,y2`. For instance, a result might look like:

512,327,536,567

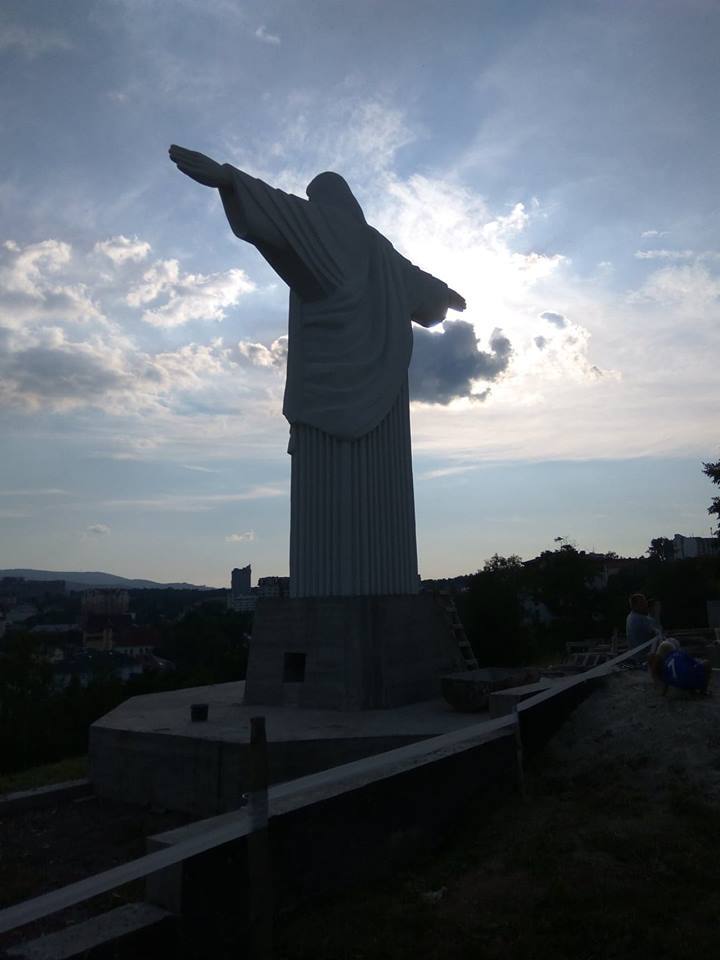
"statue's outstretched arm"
169,144,232,189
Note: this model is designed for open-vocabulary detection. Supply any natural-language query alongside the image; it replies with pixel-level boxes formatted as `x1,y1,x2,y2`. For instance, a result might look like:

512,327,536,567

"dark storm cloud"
2,346,125,402
410,320,512,405
534,335,548,350
540,311,566,328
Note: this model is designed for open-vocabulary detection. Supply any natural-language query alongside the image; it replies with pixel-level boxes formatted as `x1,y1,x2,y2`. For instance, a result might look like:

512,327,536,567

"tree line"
0,598,250,775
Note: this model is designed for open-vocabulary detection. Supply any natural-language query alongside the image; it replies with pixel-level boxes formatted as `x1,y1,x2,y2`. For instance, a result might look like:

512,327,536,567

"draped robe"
219,167,450,597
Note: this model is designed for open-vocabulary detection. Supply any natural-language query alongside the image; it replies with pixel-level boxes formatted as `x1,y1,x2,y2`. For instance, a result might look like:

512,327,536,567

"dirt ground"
0,795,191,952
276,669,720,960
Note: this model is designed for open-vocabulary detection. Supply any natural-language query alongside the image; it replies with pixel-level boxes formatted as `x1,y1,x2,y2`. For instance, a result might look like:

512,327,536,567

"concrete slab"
90,681,483,817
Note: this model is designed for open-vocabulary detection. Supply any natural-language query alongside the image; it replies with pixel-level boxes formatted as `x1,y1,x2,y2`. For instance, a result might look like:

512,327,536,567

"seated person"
649,638,712,695
625,593,661,652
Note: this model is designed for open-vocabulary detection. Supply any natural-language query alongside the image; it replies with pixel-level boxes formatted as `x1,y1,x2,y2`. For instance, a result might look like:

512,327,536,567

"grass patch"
0,756,87,796
274,764,720,960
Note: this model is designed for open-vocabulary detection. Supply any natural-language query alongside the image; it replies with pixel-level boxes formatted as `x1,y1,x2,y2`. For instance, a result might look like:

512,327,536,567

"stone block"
245,594,463,710
488,681,556,718
441,669,515,712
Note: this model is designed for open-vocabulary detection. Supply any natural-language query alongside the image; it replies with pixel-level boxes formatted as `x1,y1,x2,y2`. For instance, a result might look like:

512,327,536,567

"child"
649,638,712,695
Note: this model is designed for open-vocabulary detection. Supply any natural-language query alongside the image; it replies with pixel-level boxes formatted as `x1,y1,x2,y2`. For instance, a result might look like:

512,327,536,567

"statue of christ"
169,145,466,598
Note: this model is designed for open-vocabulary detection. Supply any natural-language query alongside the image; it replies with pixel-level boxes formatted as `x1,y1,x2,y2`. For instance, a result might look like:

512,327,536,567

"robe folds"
219,166,449,597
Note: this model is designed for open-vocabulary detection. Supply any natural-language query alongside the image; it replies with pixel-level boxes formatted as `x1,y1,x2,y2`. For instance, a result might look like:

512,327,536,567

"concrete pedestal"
89,682,479,816
244,594,464,710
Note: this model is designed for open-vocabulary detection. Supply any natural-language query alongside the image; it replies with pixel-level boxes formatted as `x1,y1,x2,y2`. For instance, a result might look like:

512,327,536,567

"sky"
1,0,719,587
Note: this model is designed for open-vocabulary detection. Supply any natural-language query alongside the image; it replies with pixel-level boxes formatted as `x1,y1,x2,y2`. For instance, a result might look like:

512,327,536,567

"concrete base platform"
90,681,481,817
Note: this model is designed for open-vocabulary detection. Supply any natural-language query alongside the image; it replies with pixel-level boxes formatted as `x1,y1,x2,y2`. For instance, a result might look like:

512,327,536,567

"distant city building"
51,651,154,689
113,627,160,657
231,565,252,597
229,594,257,612
80,589,132,650
257,576,290,599
229,564,255,611
6,603,38,624
83,614,128,651
672,533,720,561
81,589,129,618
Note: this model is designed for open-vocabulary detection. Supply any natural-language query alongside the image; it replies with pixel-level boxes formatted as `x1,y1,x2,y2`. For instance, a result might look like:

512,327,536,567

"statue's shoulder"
366,224,396,253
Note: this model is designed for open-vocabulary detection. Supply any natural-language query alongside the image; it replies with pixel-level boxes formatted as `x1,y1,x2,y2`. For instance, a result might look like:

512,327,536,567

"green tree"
648,537,674,562
0,632,55,773
157,603,250,684
525,543,606,649
459,554,534,666
702,457,720,535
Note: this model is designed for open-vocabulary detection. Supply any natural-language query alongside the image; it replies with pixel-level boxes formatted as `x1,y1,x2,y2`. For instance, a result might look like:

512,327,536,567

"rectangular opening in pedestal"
283,651,306,683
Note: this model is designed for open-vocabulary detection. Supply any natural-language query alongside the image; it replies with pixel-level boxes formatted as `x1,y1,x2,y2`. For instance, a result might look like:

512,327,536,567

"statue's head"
306,172,366,223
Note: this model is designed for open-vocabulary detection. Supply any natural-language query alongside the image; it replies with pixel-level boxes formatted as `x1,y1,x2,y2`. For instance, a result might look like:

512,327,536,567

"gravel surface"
544,668,720,800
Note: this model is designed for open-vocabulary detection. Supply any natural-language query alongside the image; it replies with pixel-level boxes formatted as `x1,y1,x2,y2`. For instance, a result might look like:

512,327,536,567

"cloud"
255,26,280,45
517,315,617,386
417,464,479,481
129,261,255,327
86,523,111,536
634,249,720,263
226,98,414,192
0,238,253,414
634,249,695,261
225,530,256,542
233,336,288,369
1,341,129,408
410,321,512,405
95,235,151,264
0,488,67,496
0,23,71,57
539,311,566,328
630,263,720,306
102,486,286,512
640,230,669,239
1,239,72,298
125,259,180,306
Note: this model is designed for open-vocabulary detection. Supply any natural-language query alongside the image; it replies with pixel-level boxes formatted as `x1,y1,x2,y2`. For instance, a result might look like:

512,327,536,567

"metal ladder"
436,592,479,671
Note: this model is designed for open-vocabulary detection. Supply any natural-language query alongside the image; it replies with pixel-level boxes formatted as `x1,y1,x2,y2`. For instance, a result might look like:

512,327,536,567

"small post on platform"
248,716,273,960
513,706,527,801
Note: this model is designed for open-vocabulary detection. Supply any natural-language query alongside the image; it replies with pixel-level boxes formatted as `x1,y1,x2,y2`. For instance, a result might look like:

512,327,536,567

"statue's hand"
169,145,231,188
448,289,466,312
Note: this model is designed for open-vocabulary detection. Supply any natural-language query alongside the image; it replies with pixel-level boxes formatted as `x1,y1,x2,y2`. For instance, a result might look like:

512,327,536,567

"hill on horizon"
0,568,215,591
